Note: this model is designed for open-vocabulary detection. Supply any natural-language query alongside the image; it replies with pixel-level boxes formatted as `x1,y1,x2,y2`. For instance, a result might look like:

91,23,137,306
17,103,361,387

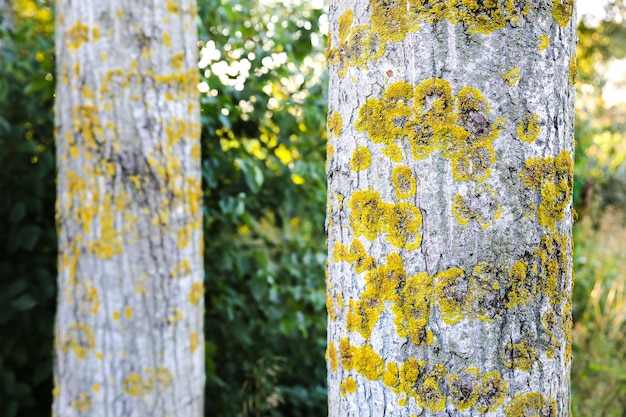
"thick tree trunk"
53,2,204,416
326,1,576,416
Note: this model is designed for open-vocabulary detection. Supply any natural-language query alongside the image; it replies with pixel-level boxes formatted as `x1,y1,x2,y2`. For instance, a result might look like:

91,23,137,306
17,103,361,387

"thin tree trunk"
53,2,204,416
326,1,576,415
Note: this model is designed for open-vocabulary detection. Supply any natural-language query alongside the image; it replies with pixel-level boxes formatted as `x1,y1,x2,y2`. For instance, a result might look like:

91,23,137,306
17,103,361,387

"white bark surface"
326,1,576,416
53,2,204,416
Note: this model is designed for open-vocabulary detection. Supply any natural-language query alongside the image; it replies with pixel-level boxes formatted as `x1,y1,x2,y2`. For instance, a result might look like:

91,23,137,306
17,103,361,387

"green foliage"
197,1,328,415
571,2,626,416
571,210,626,416
0,3,57,417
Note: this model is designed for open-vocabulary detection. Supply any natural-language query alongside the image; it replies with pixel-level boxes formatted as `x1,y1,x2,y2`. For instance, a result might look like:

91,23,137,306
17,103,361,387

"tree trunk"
53,2,204,416
326,1,576,416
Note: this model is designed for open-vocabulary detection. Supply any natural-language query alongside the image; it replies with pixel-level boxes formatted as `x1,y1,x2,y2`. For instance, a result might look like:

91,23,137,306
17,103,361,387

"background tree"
326,0,576,415
53,1,204,416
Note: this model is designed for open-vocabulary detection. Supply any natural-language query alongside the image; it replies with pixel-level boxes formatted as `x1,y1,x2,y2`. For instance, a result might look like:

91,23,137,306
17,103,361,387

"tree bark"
326,1,576,416
53,2,204,416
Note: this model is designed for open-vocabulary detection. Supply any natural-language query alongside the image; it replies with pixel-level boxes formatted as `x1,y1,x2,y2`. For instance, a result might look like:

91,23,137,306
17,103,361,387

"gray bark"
326,1,576,416
53,2,204,416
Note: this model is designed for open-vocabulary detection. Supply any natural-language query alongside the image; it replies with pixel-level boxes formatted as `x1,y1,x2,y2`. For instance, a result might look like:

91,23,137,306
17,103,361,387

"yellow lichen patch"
392,272,433,344
163,32,172,48
190,332,199,352
339,337,355,369
505,392,557,417
353,343,385,380
535,232,569,306
451,184,501,228
435,267,471,324
517,114,540,143
551,0,574,27
77,280,100,315
398,358,424,395
542,309,561,358
416,374,446,412
350,146,372,172
188,282,204,305
352,253,405,338
63,323,95,360
371,0,409,43
410,78,454,160
472,262,508,322
475,372,508,412
502,339,537,371
171,52,185,71
70,392,92,412
569,55,577,85
327,341,338,372
385,202,423,250
355,97,395,145
166,0,180,14
66,23,89,49
538,34,550,50
350,239,375,273
327,110,343,137
507,260,535,307
124,306,133,320
451,0,524,34
338,9,354,42
447,369,479,410
354,79,501,182
392,166,416,199
340,376,357,396
382,144,403,162
349,189,387,240
177,225,192,248
122,373,143,397
383,362,400,392
503,68,521,86
520,151,573,229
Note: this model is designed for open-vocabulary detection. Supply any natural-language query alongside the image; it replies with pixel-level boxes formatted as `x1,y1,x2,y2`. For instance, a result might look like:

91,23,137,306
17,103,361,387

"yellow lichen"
475,372,508,412
451,184,501,228
338,9,354,42
435,267,471,324
188,282,203,306
352,253,405,338
551,0,574,27
538,34,550,50
353,344,385,381
123,373,143,397
448,369,479,410
350,239,375,273
350,146,372,172
190,332,199,352
349,189,387,240
505,392,557,417
70,392,92,412
385,202,423,250
63,323,95,360
339,337,355,369
503,68,521,86
569,55,577,85
382,144,403,162
66,23,89,49
327,342,338,372
340,376,357,396
392,272,433,344
328,110,343,137
383,362,400,392
517,114,540,143
503,339,537,371
520,151,573,229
